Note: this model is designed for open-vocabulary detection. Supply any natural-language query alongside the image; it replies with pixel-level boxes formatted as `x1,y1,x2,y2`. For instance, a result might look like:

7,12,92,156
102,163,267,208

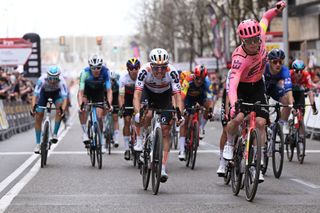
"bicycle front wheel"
272,122,284,178
152,127,163,195
40,122,49,168
94,122,103,169
191,122,199,170
142,138,151,190
296,123,306,164
231,136,243,195
244,129,261,202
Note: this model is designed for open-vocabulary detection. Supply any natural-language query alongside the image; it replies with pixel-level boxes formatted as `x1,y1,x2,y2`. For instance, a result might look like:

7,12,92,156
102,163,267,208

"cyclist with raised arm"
264,48,293,130
133,48,184,182
223,1,287,183
110,71,121,148
290,59,318,128
119,57,141,160
77,54,112,154
178,65,213,161
31,66,68,154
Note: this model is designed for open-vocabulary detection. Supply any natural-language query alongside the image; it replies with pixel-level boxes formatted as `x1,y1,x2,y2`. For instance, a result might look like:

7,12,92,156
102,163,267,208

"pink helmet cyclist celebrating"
223,1,286,183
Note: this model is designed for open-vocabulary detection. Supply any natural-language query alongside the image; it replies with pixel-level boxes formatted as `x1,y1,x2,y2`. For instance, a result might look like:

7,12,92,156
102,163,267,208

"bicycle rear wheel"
87,120,95,167
244,128,261,202
285,121,294,161
142,138,151,190
272,122,284,178
296,123,306,164
231,137,243,196
191,122,199,170
40,122,49,168
185,133,191,167
152,127,163,195
94,123,103,169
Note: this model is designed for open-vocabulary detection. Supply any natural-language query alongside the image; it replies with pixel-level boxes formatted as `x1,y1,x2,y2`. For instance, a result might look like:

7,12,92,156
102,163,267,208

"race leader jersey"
135,62,181,94
228,7,280,107
34,74,68,99
119,73,136,95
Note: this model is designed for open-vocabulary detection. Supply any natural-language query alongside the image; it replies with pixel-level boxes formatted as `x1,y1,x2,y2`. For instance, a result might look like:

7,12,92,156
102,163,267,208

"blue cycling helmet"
292,59,305,71
268,48,285,60
47,66,61,77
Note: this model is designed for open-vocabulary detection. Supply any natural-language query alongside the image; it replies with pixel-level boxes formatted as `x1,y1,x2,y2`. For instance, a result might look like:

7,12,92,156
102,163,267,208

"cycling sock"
220,150,223,159
162,151,169,166
200,116,207,130
53,120,61,135
36,130,41,144
81,124,87,133
179,137,185,152
113,130,120,141
124,136,130,150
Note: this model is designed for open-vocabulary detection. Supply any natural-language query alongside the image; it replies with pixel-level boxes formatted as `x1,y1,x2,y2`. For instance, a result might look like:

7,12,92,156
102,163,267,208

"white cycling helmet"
149,48,169,65
47,65,61,77
88,54,103,67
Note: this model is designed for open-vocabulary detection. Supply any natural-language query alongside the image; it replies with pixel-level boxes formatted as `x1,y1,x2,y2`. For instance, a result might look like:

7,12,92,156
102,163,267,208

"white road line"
0,111,76,212
0,155,38,194
290,179,320,189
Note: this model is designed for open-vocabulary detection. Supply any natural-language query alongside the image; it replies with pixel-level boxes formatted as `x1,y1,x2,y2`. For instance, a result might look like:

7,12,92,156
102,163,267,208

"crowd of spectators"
0,66,34,103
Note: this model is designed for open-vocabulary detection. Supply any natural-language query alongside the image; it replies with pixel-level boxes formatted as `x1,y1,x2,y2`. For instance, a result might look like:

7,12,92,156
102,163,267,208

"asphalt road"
1,111,320,213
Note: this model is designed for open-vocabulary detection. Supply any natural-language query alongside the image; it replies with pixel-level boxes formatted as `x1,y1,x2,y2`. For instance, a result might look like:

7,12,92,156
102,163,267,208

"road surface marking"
290,179,320,189
0,111,76,212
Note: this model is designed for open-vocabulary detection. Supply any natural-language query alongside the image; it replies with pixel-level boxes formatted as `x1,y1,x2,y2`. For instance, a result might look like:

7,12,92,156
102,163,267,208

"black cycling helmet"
267,48,285,60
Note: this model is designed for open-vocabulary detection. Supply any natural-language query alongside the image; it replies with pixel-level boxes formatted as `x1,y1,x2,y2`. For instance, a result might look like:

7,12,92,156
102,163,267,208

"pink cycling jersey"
228,8,280,108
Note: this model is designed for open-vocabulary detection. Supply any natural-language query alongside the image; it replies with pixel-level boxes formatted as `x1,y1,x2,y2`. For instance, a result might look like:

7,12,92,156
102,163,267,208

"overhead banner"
23,33,41,77
0,38,32,66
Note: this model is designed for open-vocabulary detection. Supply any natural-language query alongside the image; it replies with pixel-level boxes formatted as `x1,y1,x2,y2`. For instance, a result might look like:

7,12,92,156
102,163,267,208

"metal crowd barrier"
0,100,35,140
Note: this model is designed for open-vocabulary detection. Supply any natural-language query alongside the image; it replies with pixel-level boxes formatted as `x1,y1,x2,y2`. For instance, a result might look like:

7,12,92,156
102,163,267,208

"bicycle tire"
185,131,191,167
296,123,306,164
231,136,243,196
152,127,163,195
245,128,261,202
131,127,137,167
40,122,49,168
142,138,151,190
191,122,199,170
272,122,284,178
224,163,231,185
261,142,269,175
95,123,103,169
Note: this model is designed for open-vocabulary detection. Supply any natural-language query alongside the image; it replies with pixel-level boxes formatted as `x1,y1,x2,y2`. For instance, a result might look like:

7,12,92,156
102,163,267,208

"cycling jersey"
264,64,292,101
228,8,280,108
34,74,68,99
119,73,135,95
181,75,212,100
135,62,180,94
290,70,312,92
79,66,111,91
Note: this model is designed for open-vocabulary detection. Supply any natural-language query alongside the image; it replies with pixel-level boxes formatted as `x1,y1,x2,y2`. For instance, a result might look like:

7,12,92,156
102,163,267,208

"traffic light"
59,36,65,46
96,36,103,46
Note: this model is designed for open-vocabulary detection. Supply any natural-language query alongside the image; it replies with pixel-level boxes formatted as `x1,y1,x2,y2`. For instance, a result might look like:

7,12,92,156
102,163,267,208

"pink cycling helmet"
237,19,261,39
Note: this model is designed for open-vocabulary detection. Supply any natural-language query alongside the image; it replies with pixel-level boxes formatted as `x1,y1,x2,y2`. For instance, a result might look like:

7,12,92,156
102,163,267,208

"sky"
0,0,141,38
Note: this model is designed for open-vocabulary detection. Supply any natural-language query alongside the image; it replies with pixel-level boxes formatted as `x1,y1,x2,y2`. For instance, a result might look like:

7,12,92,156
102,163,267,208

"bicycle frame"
186,109,200,149
38,99,55,145
241,111,256,166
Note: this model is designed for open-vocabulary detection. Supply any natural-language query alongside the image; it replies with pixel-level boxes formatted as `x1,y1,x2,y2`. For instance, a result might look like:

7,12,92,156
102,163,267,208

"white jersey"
135,62,181,94
119,73,136,95
34,74,68,99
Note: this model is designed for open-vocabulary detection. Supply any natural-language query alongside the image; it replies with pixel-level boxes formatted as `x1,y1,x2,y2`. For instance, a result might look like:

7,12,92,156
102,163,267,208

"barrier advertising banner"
0,38,32,66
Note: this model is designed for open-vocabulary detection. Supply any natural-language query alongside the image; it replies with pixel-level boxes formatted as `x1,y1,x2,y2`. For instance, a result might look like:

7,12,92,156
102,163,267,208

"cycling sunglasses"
195,76,204,81
271,59,283,65
294,69,303,73
151,65,167,72
128,64,140,71
243,36,261,45
47,76,59,81
90,66,102,71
